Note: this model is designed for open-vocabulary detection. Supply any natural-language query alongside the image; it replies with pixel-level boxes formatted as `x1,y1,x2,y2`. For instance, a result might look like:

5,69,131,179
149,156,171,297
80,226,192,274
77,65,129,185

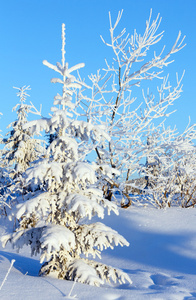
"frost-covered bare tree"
78,10,185,206
1,24,131,286
141,122,196,208
144,134,161,190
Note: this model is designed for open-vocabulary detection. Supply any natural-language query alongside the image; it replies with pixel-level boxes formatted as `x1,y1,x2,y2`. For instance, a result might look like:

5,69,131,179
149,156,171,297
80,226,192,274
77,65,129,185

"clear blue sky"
0,0,195,138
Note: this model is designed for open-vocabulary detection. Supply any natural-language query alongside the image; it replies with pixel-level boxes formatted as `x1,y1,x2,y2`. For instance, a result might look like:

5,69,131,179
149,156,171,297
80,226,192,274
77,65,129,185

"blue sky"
0,0,195,138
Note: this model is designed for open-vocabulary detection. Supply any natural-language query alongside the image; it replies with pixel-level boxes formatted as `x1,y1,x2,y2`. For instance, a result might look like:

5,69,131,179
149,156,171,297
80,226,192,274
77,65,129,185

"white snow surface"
1,205,196,299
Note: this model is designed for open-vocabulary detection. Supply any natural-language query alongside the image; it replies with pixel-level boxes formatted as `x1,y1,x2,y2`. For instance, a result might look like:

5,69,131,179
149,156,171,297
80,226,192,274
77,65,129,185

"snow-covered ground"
1,206,196,300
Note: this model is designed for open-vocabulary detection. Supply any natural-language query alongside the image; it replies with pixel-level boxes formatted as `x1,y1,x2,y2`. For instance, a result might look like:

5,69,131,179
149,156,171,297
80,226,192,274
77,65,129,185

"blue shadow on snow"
0,250,41,276
102,213,196,276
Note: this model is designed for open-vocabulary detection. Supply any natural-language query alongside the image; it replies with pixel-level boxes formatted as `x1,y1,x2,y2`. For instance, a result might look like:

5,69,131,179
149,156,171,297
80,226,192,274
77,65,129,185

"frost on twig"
0,259,15,291
79,10,186,206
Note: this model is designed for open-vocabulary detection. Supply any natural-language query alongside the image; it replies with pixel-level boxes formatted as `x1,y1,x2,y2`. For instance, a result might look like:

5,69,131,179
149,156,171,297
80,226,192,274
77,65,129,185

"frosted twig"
29,101,43,117
0,259,15,291
66,278,77,299
62,23,66,68
0,200,11,209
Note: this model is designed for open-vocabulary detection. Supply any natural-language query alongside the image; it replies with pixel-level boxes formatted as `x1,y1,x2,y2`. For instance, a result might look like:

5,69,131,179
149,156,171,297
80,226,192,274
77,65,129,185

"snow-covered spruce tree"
0,86,44,213
0,112,7,215
2,24,131,286
2,86,43,179
0,111,3,168
78,10,185,207
0,113,14,216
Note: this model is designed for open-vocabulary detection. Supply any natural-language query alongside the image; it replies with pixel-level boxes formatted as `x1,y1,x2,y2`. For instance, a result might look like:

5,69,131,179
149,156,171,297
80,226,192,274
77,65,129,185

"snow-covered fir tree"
0,112,6,214
0,111,3,166
0,113,14,215
2,24,131,286
2,86,43,178
0,86,44,213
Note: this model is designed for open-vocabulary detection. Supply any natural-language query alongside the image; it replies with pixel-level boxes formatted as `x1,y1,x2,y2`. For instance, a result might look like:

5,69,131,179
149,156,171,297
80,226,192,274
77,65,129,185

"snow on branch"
77,222,129,253
87,259,132,285
40,225,75,261
67,259,104,286
15,191,52,221
64,193,105,220
67,258,132,286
